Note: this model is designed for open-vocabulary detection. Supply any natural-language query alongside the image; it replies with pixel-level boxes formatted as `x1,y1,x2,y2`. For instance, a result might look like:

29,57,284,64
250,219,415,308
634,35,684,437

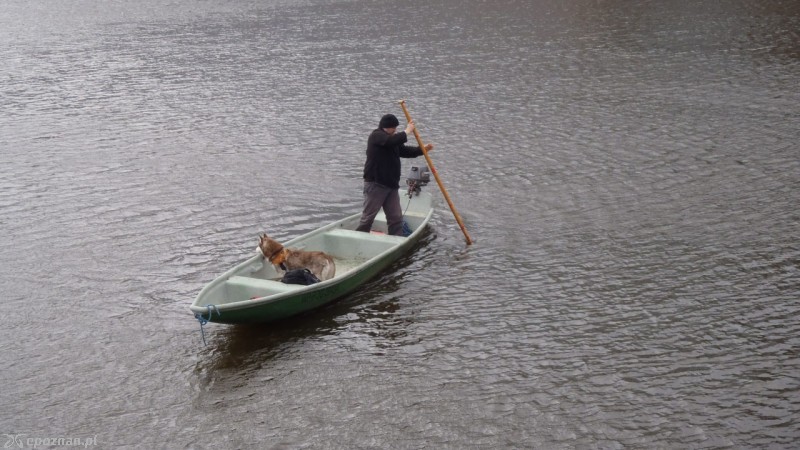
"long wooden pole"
399,100,473,245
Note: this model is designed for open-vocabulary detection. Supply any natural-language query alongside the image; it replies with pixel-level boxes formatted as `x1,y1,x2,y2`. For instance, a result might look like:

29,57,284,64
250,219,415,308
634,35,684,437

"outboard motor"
406,165,431,197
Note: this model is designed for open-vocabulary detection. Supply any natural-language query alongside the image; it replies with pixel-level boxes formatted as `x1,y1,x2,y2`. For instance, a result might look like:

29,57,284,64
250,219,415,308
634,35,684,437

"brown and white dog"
258,233,336,281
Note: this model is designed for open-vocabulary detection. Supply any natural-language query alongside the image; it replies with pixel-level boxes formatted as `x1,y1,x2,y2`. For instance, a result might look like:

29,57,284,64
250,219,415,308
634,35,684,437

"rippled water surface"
2,0,799,448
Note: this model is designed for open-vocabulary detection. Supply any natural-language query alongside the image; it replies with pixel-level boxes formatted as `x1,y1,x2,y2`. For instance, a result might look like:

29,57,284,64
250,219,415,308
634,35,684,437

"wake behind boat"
190,177,434,325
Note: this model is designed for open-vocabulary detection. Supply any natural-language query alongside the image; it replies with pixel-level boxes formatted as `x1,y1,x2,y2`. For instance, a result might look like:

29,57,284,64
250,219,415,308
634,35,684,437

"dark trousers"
356,182,405,235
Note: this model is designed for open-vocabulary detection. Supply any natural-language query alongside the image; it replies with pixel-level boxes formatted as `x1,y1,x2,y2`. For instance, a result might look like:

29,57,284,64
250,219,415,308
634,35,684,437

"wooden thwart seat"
325,228,407,244
226,275,303,297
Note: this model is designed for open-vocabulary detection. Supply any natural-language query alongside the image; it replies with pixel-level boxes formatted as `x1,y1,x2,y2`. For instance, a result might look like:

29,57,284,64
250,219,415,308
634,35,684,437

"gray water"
1,0,799,448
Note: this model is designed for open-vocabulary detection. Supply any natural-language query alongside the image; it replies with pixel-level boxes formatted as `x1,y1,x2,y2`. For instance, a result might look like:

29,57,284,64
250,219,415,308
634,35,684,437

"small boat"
190,191,433,324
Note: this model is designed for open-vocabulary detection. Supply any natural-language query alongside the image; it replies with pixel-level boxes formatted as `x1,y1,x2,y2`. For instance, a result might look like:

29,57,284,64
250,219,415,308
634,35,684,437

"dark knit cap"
379,114,400,129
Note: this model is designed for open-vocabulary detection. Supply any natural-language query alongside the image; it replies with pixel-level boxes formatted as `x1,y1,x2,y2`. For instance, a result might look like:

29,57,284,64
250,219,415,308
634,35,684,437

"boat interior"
203,210,429,305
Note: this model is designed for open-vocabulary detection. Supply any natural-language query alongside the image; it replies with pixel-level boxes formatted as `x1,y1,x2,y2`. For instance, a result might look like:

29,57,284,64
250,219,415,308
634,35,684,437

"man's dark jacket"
362,129,423,189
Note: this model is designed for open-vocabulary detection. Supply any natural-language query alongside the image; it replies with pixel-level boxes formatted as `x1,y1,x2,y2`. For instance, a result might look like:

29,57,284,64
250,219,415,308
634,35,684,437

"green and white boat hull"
190,192,433,324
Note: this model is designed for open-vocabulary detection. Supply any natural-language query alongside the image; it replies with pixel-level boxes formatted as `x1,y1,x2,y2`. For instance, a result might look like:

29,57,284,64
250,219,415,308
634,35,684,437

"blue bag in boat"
402,220,413,237
281,268,321,285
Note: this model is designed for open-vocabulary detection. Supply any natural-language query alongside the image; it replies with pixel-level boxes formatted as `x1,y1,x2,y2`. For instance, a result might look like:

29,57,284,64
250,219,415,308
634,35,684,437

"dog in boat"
258,233,336,281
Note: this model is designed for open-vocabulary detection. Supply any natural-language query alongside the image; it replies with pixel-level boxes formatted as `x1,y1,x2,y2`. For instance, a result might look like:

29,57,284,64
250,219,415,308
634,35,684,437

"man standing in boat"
356,113,434,236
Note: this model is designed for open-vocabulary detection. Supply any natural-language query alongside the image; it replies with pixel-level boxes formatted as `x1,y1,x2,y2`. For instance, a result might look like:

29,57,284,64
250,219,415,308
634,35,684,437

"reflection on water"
1,0,799,448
